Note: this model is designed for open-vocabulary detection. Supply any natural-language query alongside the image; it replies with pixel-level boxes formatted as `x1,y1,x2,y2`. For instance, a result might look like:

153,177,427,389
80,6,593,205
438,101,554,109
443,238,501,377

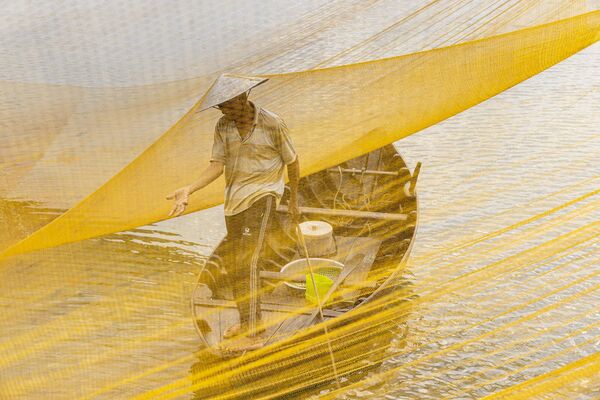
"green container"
305,272,334,305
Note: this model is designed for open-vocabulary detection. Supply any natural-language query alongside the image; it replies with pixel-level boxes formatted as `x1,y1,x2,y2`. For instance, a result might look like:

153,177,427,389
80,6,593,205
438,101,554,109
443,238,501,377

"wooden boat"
191,144,419,396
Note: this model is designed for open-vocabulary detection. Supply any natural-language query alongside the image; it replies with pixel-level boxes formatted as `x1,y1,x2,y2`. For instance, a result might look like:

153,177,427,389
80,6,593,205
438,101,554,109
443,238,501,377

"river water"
1,12,598,400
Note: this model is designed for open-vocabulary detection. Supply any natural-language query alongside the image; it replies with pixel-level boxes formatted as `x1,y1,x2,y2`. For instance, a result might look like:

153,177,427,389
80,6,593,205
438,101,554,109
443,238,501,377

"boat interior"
192,145,419,355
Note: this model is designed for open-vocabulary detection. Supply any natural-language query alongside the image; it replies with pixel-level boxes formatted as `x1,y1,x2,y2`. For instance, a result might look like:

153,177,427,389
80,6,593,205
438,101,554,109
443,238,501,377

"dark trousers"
224,195,275,334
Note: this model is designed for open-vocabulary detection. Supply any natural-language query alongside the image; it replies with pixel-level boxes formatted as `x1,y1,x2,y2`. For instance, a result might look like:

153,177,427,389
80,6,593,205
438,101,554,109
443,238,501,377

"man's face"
215,93,248,118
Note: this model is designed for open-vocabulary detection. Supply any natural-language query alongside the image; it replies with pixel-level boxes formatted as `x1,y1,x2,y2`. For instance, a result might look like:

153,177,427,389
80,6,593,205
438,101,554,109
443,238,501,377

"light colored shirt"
211,103,297,216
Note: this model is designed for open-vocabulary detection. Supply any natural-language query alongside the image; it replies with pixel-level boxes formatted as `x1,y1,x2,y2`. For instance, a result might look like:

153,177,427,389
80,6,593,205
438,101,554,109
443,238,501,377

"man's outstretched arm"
166,161,224,217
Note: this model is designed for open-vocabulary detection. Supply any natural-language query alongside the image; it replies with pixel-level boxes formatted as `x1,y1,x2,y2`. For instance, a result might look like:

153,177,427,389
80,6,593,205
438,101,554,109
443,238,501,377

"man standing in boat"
167,74,300,350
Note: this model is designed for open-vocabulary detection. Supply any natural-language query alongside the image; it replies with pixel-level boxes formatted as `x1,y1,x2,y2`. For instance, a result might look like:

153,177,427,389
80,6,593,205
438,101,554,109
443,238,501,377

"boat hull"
190,144,419,397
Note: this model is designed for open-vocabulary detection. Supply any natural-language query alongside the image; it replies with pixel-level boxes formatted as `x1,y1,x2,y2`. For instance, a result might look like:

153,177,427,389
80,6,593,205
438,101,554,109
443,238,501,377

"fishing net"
1,1,598,399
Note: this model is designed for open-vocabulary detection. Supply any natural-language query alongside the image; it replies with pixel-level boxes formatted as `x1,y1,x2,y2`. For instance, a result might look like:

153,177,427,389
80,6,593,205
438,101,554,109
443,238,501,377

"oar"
295,223,341,389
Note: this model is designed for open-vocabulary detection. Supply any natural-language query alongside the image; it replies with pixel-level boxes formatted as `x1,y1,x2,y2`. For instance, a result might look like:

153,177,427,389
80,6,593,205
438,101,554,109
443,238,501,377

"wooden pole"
295,224,341,389
277,205,407,221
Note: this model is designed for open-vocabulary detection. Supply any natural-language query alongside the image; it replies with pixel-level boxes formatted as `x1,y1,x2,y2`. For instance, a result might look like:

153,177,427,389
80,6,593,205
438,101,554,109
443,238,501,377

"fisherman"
167,74,300,351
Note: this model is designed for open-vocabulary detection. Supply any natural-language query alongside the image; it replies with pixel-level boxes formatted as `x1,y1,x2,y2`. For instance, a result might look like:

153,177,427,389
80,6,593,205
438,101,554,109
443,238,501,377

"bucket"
305,272,334,305
280,258,343,297
299,221,336,256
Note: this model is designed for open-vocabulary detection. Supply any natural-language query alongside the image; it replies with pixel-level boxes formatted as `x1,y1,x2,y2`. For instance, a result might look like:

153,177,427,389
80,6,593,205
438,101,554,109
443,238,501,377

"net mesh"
0,1,598,399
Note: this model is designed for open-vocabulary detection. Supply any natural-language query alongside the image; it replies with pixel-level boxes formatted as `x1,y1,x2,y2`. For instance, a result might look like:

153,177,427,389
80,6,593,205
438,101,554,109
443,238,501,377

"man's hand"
165,162,224,218
166,186,191,217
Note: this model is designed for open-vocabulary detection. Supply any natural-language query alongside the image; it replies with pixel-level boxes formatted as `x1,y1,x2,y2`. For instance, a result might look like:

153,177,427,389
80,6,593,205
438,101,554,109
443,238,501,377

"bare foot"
223,323,265,339
223,323,242,339
221,335,265,353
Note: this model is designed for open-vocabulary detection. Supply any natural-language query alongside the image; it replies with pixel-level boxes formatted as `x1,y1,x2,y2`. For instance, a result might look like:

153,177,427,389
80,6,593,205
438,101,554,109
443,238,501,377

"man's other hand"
167,186,191,217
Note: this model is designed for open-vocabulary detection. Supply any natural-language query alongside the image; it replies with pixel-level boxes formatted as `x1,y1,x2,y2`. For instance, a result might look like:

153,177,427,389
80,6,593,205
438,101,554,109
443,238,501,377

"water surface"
0,23,598,400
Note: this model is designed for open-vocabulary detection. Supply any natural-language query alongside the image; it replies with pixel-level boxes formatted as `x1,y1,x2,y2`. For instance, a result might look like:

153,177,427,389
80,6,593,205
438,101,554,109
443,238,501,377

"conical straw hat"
197,73,268,112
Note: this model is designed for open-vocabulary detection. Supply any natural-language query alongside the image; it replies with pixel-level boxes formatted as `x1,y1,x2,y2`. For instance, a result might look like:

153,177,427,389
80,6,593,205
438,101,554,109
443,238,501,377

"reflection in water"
0,199,62,250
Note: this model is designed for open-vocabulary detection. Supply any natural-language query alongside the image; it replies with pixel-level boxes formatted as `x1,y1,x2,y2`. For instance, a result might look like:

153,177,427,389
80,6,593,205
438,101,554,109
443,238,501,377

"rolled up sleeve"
210,127,226,164
276,119,297,165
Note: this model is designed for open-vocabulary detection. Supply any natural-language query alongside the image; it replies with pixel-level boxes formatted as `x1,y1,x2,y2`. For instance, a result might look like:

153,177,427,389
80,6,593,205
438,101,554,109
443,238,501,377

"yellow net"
1,1,599,399
1,11,598,258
